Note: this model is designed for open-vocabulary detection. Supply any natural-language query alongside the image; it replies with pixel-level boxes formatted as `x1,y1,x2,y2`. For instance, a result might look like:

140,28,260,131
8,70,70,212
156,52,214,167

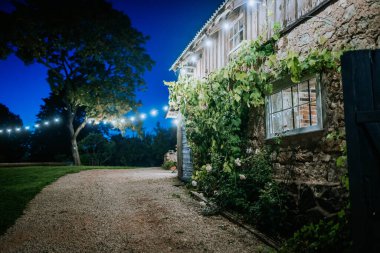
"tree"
79,133,115,166
1,0,154,165
0,104,28,162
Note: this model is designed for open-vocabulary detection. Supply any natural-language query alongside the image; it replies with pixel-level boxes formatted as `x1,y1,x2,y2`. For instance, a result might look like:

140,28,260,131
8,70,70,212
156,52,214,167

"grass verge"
0,166,134,236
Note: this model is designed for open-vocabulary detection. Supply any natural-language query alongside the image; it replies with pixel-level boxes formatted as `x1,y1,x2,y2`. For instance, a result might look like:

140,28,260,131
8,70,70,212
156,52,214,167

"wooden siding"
177,0,333,78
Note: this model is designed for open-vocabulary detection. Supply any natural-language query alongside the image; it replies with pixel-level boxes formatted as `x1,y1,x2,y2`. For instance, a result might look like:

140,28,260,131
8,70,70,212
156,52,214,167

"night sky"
0,0,223,132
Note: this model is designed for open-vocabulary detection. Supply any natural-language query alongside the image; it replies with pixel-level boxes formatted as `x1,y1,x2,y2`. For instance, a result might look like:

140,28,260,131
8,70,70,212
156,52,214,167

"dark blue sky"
0,0,223,131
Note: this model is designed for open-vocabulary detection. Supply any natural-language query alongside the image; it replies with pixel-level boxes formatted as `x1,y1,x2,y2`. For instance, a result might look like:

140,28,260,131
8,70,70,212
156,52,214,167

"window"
229,17,245,54
266,76,323,138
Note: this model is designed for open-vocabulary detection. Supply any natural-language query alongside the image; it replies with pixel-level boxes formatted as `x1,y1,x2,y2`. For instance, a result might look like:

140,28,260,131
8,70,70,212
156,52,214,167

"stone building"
167,0,379,218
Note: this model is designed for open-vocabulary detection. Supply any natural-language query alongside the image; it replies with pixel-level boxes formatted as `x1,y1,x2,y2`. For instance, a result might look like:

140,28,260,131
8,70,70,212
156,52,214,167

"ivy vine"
165,26,342,179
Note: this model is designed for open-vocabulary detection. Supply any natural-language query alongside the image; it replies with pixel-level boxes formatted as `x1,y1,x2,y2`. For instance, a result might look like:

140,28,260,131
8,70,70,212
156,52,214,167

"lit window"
266,76,323,138
229,17,245,53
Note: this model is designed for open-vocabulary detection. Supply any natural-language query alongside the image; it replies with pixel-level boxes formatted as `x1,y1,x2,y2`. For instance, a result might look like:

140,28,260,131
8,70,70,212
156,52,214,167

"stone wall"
247,0,378,219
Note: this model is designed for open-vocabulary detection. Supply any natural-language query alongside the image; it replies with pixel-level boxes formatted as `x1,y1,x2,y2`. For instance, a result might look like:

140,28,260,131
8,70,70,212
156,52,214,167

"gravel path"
0,168,267,253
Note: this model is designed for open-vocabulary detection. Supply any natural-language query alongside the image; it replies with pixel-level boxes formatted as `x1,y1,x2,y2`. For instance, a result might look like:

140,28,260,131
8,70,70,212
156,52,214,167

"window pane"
299,81,310,105
293,106,300,129
310,101,318,126
309,78,317,102
271,92,282,113
299,103,310,127
283,109,294,131
283,88,292,109
292,85,299,107
271,112,282,134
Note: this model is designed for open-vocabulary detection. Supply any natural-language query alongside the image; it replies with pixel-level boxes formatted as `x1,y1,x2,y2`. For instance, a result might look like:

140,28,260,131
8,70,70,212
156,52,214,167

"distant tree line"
0,100,176,167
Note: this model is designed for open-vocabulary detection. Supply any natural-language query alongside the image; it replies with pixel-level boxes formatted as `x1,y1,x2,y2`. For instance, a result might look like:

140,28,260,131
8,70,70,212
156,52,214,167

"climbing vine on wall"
165,27,341,176
165,26,342,235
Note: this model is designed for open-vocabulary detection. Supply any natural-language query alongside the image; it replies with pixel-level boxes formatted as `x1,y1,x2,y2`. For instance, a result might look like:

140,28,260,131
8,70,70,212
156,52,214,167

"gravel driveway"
0,168,267,253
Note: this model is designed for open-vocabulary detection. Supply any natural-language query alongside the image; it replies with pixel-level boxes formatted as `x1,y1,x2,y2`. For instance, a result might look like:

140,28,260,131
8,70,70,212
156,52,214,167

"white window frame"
228,15,245,56
265,74,324,139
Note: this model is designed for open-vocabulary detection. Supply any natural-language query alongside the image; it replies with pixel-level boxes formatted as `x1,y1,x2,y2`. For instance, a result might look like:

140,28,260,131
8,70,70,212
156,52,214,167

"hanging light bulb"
150,109,158,117
0,129,3,134
25,126,30,130
140,113,147,120
54,118,60,123
172,119,179,126
120,118,126,124
35,124,40,128
6,129,12,133
130,116,136,122
163,105,169,112
16,128,21,132
44,121,50,126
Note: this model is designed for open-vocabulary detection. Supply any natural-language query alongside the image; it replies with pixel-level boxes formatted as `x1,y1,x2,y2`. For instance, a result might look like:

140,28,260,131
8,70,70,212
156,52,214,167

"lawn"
0,166,135,236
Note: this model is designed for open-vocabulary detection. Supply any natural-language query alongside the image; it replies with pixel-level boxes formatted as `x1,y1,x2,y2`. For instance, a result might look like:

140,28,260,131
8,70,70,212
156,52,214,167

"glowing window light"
163,105,169,112
35,124,40,128
44,121,50,126
54,118,60,123
140,113,147,120
130,116,136,122
16,128,21,132
7,129,12,133
150,109,158,117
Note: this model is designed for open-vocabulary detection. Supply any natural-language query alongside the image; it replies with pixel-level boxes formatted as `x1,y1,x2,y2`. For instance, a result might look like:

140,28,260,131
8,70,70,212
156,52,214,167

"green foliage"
166,24,342,236
79,133,115,166
1,0,154,164
162,160,176,170
280,209,352,253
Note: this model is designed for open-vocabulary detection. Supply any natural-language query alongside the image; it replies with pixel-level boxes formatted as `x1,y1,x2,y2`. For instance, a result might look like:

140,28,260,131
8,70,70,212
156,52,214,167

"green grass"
0,166,135,236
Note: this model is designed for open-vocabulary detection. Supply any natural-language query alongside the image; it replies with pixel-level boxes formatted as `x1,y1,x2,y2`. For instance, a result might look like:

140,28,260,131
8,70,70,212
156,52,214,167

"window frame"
228,14,245,56
265,74,324,139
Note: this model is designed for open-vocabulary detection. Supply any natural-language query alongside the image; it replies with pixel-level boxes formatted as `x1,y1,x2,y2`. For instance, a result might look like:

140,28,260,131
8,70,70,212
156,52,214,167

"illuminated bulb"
120,118,126,123
140,113,147,120
44,121,50,126
111,120,117,125
150,109,158,117
222,22,230,31
130,116,136,122
16,128,21,132
172,119,179,126
205,38,212,47
54,118,60,123
0,130,3,133
248,0,256,6
7,129,12,133
163,105,169,112
190,55,197,63
35,124,40,128
103,120,108,124
25,126,30,130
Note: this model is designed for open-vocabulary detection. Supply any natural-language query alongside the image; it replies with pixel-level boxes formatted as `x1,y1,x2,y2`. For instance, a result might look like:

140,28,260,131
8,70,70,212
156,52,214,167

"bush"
280,209,352,253
162,160,176,170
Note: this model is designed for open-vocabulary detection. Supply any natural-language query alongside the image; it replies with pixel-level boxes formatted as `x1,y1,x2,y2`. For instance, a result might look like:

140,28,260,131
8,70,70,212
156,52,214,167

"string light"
205,38,213,47
172,119,179,126
150,109,158,117
140,113,147,120
0,106,175,137
222,21,230,31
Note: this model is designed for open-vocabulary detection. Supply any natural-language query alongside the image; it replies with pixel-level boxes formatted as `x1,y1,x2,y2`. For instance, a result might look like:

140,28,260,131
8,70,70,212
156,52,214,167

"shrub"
280,209,352,253
162,160,176,170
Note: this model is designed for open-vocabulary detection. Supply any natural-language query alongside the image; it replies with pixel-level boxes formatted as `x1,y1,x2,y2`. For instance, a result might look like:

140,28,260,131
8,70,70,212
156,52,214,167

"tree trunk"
71,137,81,166
67,109,87,166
